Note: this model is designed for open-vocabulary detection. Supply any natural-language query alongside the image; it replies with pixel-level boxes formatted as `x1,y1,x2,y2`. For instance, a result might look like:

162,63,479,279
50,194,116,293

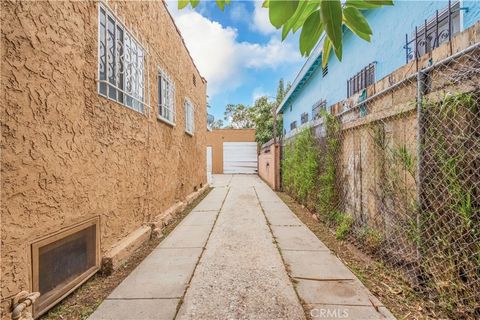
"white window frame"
184,98,194,136
98,3,146,114
158,69,175,126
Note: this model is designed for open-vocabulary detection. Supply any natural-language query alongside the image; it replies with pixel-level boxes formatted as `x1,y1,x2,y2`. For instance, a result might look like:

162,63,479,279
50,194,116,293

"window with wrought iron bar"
347,63,375,98
185,98,194,135
301,112,309,124
290,121,297,131
98,3,145,113
312,99,327,120
158,69,175,125
404,1,460,62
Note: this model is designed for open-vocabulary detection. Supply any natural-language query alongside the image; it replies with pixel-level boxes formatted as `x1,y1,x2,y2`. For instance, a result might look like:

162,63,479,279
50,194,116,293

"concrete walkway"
90,175,395,320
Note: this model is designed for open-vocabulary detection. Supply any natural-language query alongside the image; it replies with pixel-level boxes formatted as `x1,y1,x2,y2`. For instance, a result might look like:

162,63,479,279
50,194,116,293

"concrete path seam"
105,297,182,300
154,246,204,249
252,186,309,320
173,187,231,319
293,276,356,282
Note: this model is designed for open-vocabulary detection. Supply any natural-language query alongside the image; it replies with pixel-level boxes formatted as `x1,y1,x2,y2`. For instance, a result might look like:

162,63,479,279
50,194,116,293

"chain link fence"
282,44,479,318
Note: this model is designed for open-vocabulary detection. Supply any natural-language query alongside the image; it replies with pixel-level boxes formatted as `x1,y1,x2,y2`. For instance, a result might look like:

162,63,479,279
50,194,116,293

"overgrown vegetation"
282,128,319,209
419,92,480,316
281,91,480,318
282,111,351,238
316,110,342,223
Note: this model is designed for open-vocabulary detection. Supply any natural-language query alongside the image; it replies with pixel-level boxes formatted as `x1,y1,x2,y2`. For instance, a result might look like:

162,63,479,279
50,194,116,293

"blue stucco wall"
282,0,480,134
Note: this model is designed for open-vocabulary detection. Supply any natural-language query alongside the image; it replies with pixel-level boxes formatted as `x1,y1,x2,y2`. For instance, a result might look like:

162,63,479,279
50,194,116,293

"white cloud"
229,2,249,24
239,37,300,69
251,87,268,103
251,1,276,35
173,11,241,95
167,2,302,96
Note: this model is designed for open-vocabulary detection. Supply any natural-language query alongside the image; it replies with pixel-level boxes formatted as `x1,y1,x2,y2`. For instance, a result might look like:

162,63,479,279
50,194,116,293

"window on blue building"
290,121,297,131
347,63,375,98
301,112,309,124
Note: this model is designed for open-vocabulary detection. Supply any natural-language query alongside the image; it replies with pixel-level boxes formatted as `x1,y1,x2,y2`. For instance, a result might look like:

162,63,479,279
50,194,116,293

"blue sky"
167,1,306,123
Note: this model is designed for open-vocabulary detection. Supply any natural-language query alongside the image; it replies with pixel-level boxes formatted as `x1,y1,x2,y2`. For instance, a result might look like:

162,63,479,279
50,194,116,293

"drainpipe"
11,291,40,320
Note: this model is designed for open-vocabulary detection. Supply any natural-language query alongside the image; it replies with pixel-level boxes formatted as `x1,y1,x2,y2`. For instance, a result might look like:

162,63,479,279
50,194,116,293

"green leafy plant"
335,213,353,240
359,226,384,251
317,110,341,221
223,103,255,128
178,0,394,64
250,79,290,145
282,128,319,208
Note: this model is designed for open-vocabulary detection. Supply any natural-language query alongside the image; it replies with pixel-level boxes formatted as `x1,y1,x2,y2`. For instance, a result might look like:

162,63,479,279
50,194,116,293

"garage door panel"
223,142,257,174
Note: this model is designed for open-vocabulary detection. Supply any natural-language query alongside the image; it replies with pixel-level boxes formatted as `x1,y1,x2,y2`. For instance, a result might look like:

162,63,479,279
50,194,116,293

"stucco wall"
282,0,480,134
206,129,256,174
1,0,207,311
258,142,281,190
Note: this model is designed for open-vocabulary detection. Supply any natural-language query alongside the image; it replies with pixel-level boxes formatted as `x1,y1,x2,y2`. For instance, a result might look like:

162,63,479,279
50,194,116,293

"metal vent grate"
322,64,328,77
32,218,100,317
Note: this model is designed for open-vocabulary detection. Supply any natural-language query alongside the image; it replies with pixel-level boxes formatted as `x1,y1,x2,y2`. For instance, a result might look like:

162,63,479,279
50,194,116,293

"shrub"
282,128,319,209
335,213,353,240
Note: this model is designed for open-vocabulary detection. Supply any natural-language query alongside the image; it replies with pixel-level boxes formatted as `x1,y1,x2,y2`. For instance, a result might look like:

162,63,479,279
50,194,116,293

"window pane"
125,33,132,95
158,75,162,116
99,8,107,95
138,48,144,103
97,5,145,114
107,15,116,99
116,25,124,104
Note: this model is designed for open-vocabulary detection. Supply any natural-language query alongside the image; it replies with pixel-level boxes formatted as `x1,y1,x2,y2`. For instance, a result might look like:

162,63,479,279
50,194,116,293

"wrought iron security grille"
185,98,194,135
404,0,460,63
300,112,309,124
158,69,175,124
98,3,146,113
290,121,297,131
312,99,327,120
347,63,375,98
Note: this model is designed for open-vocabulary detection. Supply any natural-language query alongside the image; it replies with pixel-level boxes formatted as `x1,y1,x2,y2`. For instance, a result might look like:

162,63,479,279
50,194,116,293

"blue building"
277,0,480,136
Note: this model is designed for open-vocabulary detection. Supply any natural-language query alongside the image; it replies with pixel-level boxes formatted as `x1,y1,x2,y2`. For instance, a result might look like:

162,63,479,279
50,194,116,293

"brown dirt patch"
40,188,212,320
276,191,447,320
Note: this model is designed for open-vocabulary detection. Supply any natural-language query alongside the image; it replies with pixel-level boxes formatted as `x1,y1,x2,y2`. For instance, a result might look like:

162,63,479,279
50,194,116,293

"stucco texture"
1,0,207,311
258,142,281,190
206,129,256,174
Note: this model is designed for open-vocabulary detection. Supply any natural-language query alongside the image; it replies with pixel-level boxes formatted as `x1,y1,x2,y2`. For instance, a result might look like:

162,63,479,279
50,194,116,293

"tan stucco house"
1,1,208,317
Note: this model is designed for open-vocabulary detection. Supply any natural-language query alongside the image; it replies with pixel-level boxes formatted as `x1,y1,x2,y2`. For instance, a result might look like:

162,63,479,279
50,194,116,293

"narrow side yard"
41,188,212,320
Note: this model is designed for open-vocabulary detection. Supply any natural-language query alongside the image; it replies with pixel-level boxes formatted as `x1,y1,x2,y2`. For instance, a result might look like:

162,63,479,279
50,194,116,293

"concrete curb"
101,184,210,274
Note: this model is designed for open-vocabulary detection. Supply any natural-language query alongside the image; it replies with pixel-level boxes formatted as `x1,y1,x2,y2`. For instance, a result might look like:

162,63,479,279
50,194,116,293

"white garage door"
223,142,258,174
